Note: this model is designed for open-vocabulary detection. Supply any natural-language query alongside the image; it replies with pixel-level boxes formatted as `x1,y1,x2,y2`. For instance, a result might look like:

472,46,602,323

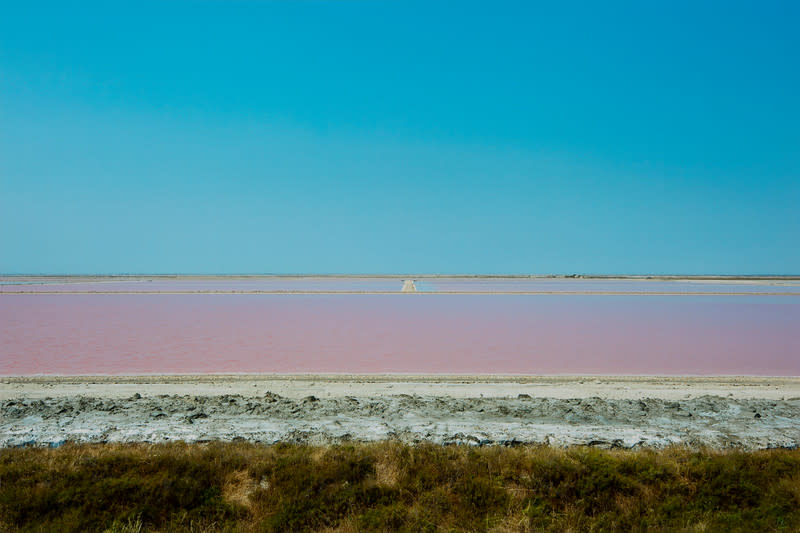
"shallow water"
1,290,798,375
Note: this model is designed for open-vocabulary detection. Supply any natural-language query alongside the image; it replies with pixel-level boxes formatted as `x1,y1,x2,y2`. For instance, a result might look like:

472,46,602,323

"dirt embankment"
3,393,799,450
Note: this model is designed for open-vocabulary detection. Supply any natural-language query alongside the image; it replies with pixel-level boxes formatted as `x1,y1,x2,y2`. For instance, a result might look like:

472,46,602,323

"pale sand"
3,375,800,449
3,375,800,401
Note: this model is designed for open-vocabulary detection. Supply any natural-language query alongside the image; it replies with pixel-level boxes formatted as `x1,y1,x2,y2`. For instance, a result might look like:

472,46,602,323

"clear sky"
1,1,798,275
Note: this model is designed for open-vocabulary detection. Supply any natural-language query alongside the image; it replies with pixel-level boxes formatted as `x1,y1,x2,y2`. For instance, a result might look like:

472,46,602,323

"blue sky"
1,1,798,274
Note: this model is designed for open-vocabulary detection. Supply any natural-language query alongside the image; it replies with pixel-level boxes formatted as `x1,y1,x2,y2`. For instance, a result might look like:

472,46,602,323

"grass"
1,442,799,532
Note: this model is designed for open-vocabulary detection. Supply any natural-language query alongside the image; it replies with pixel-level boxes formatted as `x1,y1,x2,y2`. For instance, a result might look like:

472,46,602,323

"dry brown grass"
222,470,259,509
373,448,402,488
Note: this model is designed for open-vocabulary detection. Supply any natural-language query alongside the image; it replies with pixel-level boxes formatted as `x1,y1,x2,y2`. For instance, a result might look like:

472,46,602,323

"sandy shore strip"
3,375,800,450
4,290,800,295
3,374,799,401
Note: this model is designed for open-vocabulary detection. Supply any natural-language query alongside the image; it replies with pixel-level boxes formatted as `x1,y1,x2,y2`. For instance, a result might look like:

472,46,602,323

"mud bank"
3,393,799,449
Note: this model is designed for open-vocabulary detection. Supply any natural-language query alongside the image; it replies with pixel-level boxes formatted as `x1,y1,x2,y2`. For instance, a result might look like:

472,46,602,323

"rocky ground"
3,391,799,449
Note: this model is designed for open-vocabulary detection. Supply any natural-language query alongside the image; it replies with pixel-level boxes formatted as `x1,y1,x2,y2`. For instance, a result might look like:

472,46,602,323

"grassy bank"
1,442,799,532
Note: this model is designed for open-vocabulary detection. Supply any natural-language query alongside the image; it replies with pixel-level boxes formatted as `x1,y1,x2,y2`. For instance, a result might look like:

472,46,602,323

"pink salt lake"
1,279,799,376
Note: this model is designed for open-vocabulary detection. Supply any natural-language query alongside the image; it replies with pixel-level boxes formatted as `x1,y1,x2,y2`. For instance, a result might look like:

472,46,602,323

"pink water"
1,294,798,375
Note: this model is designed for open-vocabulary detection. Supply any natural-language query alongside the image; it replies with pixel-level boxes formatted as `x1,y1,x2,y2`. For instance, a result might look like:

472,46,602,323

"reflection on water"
1,292,798,375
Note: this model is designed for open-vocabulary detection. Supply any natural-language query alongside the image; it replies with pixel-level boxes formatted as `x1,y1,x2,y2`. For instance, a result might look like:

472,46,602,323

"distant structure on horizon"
401,280,417,293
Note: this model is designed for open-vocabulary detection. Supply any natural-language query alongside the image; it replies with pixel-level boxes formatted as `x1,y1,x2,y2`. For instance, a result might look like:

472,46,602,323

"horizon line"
2,273,800,280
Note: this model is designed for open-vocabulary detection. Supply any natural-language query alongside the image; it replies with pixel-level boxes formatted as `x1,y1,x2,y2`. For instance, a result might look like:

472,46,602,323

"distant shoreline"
3,291,800,296
3,273,799,295
3,274,800,282
4,373,800,384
